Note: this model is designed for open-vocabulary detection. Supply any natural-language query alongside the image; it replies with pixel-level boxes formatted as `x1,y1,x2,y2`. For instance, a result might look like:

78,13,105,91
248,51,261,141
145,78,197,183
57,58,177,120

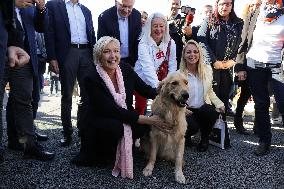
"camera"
180,6,196,15
180,5,196,26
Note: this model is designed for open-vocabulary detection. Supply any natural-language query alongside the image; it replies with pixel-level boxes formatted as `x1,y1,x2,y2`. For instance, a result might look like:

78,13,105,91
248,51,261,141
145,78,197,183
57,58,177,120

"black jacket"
97,6,141,67
83,62,156,136
197,17,244,64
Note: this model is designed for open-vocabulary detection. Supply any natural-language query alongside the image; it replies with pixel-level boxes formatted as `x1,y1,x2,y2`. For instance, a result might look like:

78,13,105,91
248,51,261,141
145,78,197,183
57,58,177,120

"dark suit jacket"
97,6,141,67
83,62,156,137
0,10,8,81
8,7,47,77
45,0,96,65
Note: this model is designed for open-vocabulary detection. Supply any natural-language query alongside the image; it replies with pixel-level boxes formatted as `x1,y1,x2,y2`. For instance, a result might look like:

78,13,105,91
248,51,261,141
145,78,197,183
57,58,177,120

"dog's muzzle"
171,90,189,107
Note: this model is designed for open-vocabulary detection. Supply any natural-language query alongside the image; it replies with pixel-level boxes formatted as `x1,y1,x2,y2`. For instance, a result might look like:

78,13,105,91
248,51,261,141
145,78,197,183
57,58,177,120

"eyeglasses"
218,2,232,7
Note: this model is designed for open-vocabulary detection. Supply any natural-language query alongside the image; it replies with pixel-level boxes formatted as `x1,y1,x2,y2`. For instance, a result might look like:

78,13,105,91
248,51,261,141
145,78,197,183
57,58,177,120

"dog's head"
157,72,189,107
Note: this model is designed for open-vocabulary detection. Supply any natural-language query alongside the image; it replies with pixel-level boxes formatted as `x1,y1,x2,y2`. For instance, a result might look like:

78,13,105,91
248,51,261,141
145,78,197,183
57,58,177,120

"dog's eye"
184,80,188,85
172,81,178,85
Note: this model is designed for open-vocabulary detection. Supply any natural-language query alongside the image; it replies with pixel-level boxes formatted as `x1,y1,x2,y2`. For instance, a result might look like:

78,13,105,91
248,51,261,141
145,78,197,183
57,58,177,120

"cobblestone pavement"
0,87,284,189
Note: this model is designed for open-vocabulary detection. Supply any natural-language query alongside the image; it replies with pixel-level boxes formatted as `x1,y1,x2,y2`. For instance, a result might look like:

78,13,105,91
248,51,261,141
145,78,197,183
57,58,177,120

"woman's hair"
209,0,239,27
93,36,120,65
179,40,206,82
241,3,250,19
140,10,148,16
139,12,171,44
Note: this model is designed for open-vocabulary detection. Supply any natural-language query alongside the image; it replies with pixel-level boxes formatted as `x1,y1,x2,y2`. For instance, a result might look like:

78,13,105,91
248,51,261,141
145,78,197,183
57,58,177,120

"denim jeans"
247,65,284,144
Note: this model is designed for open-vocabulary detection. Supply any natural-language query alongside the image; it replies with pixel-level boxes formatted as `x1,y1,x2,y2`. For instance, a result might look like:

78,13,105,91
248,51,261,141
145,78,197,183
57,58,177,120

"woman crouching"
179,40,225,152
71,36,170,179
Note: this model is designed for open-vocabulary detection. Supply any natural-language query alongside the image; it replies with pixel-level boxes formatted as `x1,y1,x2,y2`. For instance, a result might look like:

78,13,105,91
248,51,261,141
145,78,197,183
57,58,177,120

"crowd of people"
0,0,283,181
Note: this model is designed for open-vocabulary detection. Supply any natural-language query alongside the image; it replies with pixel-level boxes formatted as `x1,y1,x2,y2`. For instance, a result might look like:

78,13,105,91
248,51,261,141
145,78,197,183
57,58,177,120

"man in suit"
0,0,12,163
45,0,96,146
97,0,141,67
4,0,54,161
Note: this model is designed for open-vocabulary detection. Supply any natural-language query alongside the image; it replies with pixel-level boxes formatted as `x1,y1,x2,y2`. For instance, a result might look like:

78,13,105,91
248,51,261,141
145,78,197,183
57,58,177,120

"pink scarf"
96,64,133,179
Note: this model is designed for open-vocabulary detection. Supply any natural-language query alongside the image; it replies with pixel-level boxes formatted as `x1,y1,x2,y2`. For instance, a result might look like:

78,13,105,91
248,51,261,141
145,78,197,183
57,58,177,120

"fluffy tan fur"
142,71,189,184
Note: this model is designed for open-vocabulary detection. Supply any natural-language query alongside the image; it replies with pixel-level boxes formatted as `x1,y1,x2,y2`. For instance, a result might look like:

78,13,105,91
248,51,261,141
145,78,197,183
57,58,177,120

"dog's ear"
156,80,165,94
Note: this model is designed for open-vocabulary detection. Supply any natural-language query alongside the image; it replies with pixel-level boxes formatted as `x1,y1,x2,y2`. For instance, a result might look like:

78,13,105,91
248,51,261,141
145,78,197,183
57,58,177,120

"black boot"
8,140,24,151
60,135,72,147
185,136,194,147
35,132,48,141
234,116,249,135
197,139,209,152
23,142,55,161
254,142,270,156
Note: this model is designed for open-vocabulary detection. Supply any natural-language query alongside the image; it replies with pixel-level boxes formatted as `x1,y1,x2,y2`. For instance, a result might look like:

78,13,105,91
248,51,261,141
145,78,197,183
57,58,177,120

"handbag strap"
165,39,171,61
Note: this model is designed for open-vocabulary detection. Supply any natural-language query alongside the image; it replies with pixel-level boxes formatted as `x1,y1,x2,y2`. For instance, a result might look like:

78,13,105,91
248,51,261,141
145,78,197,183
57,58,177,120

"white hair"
93,36,120,65
116,0,135,5
139,12,171,44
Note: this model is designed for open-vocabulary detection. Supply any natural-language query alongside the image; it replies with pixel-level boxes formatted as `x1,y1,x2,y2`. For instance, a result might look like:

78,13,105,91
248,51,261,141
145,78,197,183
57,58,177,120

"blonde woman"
179,40,225,152
72,36,171,179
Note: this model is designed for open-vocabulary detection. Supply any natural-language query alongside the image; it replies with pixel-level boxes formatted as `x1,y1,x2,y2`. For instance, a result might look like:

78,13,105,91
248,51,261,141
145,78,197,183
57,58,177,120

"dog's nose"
181,91,189,100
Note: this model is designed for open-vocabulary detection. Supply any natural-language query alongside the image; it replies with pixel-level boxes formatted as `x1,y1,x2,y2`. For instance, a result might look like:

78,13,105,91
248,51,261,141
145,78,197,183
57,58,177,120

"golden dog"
142,71,189,184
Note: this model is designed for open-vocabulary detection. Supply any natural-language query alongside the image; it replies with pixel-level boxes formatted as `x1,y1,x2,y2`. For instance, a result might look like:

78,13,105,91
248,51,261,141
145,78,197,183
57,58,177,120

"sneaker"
254,142,270,156
271,116,283,125
48,94,52,97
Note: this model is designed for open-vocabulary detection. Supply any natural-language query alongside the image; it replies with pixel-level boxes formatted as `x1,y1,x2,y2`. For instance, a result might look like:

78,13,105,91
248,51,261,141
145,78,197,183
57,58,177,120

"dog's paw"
143,166,153,176
175,172,186,184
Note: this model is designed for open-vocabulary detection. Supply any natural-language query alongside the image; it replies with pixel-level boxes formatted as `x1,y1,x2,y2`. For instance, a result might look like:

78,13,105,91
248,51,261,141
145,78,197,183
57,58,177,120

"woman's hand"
138,115,173,134
222,60,236,69
217,106,225,113
185,109,193,116
213,61,224,69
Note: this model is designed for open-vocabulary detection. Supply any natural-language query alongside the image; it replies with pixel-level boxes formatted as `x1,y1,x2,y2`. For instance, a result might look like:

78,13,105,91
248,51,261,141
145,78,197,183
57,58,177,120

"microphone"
185,13,194,26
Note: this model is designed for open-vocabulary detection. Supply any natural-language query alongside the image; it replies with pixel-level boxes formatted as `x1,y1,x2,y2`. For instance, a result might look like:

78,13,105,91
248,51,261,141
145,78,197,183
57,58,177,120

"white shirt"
134,39,177,88
15,8,23,28
65,0,88,44
246,14,284,64
117,10,129,58
186,73,204,108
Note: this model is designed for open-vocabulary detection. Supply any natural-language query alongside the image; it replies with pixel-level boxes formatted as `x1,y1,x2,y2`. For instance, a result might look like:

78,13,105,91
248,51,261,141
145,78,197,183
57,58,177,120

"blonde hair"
93,36,120,65
139,12,171,44
179,40,206,82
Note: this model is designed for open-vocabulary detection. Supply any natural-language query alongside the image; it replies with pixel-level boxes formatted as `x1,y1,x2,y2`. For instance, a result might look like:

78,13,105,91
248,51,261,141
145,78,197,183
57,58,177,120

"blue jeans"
247,66,284,144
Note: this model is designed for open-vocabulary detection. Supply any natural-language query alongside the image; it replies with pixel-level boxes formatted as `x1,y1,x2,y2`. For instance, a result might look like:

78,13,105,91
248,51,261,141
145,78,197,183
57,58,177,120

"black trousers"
247,66,284,144
50,76,59,94
6,63,36,146
79,120,150,164
186,104,219,142
59,48,92,136
0,10,8,154
235,80,251,118
213,69,233,113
